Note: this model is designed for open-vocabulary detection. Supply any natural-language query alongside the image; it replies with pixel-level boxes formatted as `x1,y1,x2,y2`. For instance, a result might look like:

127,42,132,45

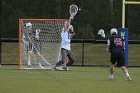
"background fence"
1,0,140,67
1,38,140,67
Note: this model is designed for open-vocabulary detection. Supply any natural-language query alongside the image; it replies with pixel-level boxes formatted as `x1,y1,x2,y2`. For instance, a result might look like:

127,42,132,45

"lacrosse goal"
18,18,67,69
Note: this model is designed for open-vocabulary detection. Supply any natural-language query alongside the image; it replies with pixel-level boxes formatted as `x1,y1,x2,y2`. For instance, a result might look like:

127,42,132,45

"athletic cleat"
51,65,56,71
62,66,68,71
126,76,132,81
39,62,44,69
67,67,70,71
27,65,31,68
62,66,70,71
51,68,56,71
109,75,114,80
56,67,64,71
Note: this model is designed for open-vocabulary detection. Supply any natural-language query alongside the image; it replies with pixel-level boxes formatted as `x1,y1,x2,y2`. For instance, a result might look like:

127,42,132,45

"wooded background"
1,0,140,39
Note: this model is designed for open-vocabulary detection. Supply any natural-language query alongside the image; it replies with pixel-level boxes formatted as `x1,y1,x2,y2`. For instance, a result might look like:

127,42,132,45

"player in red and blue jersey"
106,28,131,80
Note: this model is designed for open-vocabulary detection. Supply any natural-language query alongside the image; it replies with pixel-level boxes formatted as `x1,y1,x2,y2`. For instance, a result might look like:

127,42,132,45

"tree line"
1,0,140,39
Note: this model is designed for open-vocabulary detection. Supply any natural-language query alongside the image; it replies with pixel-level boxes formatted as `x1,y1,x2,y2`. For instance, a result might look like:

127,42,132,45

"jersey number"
114,38,123,46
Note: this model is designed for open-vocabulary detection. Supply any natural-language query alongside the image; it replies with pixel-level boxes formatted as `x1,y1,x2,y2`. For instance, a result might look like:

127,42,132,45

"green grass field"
0,66,140,93
1,42,140,93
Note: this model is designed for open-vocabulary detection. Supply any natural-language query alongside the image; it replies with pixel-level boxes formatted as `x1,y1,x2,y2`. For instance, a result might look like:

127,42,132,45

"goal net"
19,19,67,69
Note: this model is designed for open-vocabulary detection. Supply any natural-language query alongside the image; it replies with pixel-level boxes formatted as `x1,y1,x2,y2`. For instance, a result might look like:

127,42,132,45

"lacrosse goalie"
52,20,75,71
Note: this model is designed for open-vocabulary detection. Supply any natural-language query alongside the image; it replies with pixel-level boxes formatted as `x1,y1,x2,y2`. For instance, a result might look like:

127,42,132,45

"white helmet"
26,22,32,28
110,28,118,36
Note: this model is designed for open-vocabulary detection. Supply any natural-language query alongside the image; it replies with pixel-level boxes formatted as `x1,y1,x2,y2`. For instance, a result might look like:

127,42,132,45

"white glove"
35,29,41,39
68,25,73,30
35,35,39,39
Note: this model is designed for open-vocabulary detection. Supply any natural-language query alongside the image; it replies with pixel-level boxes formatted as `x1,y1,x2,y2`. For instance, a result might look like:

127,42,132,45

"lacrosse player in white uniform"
22,22,33,67
22,22,41,68
52,20,75,71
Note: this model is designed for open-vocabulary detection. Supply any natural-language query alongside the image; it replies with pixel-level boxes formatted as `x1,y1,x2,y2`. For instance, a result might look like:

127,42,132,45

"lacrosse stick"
97,29,106,38
97,29,110,52
69,4,79,20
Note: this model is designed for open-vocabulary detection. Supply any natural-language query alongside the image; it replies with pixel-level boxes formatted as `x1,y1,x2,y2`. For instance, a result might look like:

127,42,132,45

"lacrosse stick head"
69,4,78,20
97,29,105,38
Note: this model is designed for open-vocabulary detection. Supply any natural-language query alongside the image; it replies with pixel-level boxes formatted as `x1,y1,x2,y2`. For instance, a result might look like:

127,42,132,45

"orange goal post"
18,18,67,69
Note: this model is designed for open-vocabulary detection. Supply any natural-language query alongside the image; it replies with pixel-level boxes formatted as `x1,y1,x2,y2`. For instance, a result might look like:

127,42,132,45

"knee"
61,60,65,64
110,66,114,72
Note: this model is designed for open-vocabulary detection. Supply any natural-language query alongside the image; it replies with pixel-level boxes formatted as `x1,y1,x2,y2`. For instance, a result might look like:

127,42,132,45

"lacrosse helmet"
26,22,32,30
110,28,118,36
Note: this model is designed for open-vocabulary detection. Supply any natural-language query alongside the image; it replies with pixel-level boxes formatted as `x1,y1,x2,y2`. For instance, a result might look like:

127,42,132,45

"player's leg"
67,50,74,66
121,66,131,80
27,43,33,67
109,63,115,80
52,48,67,70
26,43,30,67
109,55,116,80
33,39,43,67
57,48,67,67
118,56,131,81
27,51,31,67
62,50,74,71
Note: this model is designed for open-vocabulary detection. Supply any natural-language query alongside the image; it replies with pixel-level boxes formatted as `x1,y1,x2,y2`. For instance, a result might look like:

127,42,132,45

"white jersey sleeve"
107,39,110,45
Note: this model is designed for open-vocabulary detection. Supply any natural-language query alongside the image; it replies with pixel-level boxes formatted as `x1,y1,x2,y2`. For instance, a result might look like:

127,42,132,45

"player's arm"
64,20,71,32
22,34,28,44
106,39,110,52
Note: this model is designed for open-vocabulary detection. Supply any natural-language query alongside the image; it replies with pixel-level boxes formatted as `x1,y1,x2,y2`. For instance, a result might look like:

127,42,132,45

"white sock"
28,60,31,66
109,74,114,80
109,74,113,77
126,72,130,77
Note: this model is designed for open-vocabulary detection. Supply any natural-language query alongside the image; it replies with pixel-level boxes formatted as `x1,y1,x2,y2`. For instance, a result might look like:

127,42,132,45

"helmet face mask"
110,28,118,36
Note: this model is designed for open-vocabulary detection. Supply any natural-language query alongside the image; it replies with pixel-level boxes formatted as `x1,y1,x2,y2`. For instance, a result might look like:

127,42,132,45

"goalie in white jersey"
52,20,75,70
